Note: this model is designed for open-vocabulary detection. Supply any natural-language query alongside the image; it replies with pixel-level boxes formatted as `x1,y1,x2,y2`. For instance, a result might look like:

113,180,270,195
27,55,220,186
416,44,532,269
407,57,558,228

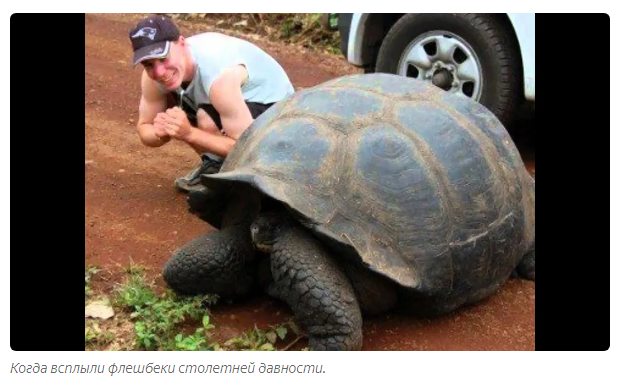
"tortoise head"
250,207,294,253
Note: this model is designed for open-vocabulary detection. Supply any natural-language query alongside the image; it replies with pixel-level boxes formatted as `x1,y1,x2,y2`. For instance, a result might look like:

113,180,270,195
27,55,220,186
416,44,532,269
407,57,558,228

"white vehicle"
337,13,535,127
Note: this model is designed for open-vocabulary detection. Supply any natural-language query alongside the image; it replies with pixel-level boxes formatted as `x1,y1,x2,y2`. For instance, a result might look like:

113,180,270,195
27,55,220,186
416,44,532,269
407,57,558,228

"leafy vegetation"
85,262,303,351
167,13,342,55
85,265,100,301
111,264,219,350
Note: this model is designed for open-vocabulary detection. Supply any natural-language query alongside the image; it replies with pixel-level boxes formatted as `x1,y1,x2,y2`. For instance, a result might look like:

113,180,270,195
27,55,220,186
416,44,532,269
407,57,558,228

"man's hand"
159,107,193,141
152,113,171,140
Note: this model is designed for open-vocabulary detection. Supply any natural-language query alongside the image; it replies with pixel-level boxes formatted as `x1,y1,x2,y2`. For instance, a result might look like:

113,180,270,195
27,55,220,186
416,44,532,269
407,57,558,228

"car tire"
375,13,522,128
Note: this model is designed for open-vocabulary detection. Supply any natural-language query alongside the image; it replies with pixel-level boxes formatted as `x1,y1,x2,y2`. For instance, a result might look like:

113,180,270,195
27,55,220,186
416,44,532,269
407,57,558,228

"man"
129,15,294,194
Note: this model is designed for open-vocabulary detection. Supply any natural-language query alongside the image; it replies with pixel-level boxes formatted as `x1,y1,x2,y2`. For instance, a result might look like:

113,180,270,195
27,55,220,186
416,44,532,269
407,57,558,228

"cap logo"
131,27,157,40
149,47,164,55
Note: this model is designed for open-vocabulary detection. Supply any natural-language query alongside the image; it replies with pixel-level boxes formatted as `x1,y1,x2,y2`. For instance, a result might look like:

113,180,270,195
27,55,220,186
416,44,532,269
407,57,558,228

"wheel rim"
397,30,483,101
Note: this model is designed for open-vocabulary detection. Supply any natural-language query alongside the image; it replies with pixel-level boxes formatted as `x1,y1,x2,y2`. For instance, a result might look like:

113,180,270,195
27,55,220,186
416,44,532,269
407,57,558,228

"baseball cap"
129,15,181,66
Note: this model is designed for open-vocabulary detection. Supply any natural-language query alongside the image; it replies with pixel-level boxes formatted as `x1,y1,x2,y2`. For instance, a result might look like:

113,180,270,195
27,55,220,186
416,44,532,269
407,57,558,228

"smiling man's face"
141,38,188,91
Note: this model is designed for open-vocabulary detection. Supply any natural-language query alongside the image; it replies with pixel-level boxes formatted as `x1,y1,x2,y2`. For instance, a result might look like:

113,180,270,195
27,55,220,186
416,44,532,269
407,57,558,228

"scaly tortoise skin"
162,73,535,351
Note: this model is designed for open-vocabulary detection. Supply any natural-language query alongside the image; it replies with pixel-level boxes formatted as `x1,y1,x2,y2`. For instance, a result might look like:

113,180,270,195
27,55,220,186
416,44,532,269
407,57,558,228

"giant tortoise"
162,73,536,351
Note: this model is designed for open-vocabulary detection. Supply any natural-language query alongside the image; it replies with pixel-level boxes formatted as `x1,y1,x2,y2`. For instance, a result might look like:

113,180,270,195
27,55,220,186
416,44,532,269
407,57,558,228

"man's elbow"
140,137,161,147
224,117,254,141
137,124,165,147
136,125,152,146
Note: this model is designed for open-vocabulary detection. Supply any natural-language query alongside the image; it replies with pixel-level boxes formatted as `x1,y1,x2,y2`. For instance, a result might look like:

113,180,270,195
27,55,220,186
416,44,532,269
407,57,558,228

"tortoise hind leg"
342,262,397,316
515,173,535,281
514,242,535,281
270,225,363,351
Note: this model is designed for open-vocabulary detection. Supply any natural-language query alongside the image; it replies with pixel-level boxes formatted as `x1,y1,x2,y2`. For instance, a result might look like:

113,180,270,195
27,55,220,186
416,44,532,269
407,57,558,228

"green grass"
169,13,343,55
85,265,100,302
223,323,292,351
85,261,303,351
111,266,220,350
85,321,115,346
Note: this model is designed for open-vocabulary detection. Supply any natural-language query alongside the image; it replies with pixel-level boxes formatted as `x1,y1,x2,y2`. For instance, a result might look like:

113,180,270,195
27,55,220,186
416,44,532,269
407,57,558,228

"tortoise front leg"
162,224,257,299
270,225,363,351
164,185,262,299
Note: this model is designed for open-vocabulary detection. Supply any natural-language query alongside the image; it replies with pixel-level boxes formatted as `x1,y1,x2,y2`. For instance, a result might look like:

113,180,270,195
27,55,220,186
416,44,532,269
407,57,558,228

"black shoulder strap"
170,90,199,125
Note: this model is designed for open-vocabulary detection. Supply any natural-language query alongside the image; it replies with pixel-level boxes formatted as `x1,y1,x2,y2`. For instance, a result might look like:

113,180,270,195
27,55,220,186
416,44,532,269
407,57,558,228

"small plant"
112,269,158,312
85,265,100,301
93,262,305,351
172,315,221,351
264,13,342,54
328,13,338,30
121,258,147,276
223,323,297,351
85,322,115,347
112,267,219,350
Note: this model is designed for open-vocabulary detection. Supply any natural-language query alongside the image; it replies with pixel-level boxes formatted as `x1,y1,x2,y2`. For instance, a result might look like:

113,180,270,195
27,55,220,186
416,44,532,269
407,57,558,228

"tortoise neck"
220,186,262,228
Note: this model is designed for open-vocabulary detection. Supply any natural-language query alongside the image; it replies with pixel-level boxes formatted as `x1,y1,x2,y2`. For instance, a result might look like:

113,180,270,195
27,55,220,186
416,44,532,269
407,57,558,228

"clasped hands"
153,107,193,141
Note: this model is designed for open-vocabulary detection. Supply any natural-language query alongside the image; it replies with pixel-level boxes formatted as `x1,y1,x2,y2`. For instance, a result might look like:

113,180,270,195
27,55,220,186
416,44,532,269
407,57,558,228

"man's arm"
208,65,254,140
136,71,171,147
184,126,236,158
159,106,237,158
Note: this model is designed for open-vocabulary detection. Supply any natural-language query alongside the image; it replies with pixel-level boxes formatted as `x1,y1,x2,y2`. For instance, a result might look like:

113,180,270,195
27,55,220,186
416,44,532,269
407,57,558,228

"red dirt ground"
85,13,535,351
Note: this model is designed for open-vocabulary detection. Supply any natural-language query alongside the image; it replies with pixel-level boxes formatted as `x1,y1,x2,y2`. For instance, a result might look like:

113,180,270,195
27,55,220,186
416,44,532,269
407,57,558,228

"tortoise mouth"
254,242,273,254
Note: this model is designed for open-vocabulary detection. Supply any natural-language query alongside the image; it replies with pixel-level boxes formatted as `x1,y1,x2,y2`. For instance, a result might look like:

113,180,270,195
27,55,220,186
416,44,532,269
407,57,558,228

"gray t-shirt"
162,32,294,109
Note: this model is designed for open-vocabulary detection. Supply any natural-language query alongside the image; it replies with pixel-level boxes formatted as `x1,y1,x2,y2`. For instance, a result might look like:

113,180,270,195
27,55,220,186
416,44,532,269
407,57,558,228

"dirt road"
85,13,535,351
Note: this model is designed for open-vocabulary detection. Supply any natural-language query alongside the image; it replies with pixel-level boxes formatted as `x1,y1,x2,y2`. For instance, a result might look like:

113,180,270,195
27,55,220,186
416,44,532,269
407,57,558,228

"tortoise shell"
203,73,535,296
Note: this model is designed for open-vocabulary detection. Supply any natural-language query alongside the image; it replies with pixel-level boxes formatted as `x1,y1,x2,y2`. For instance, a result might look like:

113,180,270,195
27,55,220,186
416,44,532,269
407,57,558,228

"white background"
2,3,624,385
